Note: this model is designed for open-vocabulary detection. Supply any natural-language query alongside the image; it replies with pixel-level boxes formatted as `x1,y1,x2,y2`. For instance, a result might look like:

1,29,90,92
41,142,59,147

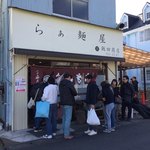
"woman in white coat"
42,76,59,139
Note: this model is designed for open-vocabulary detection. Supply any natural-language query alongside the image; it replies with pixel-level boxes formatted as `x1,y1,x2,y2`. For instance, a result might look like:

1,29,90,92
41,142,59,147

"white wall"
13,55,28,130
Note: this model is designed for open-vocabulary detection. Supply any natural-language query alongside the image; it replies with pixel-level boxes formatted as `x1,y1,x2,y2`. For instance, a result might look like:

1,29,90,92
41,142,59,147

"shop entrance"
27,59,108,128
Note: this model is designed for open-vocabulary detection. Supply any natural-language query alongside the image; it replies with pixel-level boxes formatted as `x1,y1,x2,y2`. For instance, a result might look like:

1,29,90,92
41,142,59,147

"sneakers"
103,129,111,133
34,128,42,133
64,135,74,140
102,124,107,128
111,128,115,132
43,134,52,139
88,130,97,136
53,133,56,136
84,129,91,134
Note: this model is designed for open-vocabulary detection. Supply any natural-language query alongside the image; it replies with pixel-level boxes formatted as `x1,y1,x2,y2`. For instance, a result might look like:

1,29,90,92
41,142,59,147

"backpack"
97,88,103,101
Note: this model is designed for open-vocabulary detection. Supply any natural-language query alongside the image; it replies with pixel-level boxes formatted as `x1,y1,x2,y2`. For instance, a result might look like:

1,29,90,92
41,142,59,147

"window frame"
139,31,144,42
145,28,150,41
139,28,150,42
52,0,89,22
146,69,150,81
146,12,150,20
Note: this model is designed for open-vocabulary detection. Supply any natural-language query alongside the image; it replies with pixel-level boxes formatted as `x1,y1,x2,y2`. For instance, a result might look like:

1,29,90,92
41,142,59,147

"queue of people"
29,73,139,140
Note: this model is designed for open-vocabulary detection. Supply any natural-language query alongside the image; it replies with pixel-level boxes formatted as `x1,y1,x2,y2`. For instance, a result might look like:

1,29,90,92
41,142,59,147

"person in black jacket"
30,79,48,132
131,76,138,94
131,76,139,104
101,81,115,133
59,73,77,140
120,75,135,121
84,74,100,136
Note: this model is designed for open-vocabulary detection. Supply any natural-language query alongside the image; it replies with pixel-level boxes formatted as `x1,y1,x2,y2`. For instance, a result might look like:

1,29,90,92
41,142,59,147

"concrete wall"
8,0,52,14
89,0,116,28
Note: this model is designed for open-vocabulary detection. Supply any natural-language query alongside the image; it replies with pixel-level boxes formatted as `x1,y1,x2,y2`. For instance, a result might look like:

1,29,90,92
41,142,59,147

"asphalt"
1,115,150,150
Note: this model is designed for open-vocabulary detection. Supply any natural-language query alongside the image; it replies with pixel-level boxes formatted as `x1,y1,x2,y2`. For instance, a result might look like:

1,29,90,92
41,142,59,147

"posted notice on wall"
15,77,26,92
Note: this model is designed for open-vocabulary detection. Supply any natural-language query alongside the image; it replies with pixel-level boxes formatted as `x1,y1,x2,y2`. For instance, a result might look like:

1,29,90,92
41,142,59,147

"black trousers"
121,101,132,119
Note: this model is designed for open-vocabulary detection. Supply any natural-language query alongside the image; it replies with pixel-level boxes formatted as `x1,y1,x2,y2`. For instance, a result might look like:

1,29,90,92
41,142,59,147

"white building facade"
120,2,150,90
0,0,123,130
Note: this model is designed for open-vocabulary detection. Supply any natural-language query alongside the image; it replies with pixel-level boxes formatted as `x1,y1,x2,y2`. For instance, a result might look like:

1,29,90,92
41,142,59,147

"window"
53,0,71,17
73,0,88,20
146,70,150,81
124,22,127,28
139,31,144,42
145,28,150,41
53,0,88,20
146,12,150,20
139,28,150,42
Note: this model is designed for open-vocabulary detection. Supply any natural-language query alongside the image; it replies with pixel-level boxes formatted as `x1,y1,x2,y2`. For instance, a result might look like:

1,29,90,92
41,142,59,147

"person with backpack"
84,74,100,136
101,81,115,133
30,78,48,132
120,75,135,121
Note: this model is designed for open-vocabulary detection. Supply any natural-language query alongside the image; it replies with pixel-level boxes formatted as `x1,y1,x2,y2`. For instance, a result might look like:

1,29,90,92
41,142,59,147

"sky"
116,0,150,23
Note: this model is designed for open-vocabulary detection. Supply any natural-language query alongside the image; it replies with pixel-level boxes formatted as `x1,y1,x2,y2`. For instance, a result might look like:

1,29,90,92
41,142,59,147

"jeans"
104,103,115,131
35,117,41,129
46,103,57,136
111,105,116,128
62,105,73,137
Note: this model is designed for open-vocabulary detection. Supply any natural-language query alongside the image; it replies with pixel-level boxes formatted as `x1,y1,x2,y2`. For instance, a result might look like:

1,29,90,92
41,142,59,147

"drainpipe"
0,1,2,82
143,67,147,100
2,0,12,130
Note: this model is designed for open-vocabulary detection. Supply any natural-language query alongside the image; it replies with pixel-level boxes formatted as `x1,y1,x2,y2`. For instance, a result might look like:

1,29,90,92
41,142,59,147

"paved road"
1,119,150,150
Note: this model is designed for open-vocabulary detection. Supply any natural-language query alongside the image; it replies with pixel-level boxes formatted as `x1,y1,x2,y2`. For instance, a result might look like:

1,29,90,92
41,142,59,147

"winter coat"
132,80,138,93
85,81,100,105
120,82,135,102
102,83,115,105
113,86,121,104
59,79,77,106
30,82,48,101
113,87,120,97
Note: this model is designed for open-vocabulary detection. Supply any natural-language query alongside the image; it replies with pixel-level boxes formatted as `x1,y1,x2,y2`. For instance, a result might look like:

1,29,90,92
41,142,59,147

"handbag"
27,97,35,109
115,96,122,104
35,101,50,118
27,88,39,109
87,108,100,125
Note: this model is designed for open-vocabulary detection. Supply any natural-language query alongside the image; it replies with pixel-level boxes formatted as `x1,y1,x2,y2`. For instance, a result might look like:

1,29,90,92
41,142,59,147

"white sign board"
15,77,26,92
9,8,123,58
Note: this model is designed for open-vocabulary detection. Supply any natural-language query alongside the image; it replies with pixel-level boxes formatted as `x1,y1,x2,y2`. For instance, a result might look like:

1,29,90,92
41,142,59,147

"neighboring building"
120,2,150,90
0,0,123,130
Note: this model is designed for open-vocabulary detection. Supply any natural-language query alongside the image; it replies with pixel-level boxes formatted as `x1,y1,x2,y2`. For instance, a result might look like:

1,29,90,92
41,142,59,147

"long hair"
111,79,118,86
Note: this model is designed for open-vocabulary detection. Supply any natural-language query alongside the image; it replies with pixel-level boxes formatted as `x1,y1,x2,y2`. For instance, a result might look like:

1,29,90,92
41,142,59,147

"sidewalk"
0,124,64,143
0,117,146,150
0,123,86,143
0,116,143,143
0,100,149,144
0,128,39,143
